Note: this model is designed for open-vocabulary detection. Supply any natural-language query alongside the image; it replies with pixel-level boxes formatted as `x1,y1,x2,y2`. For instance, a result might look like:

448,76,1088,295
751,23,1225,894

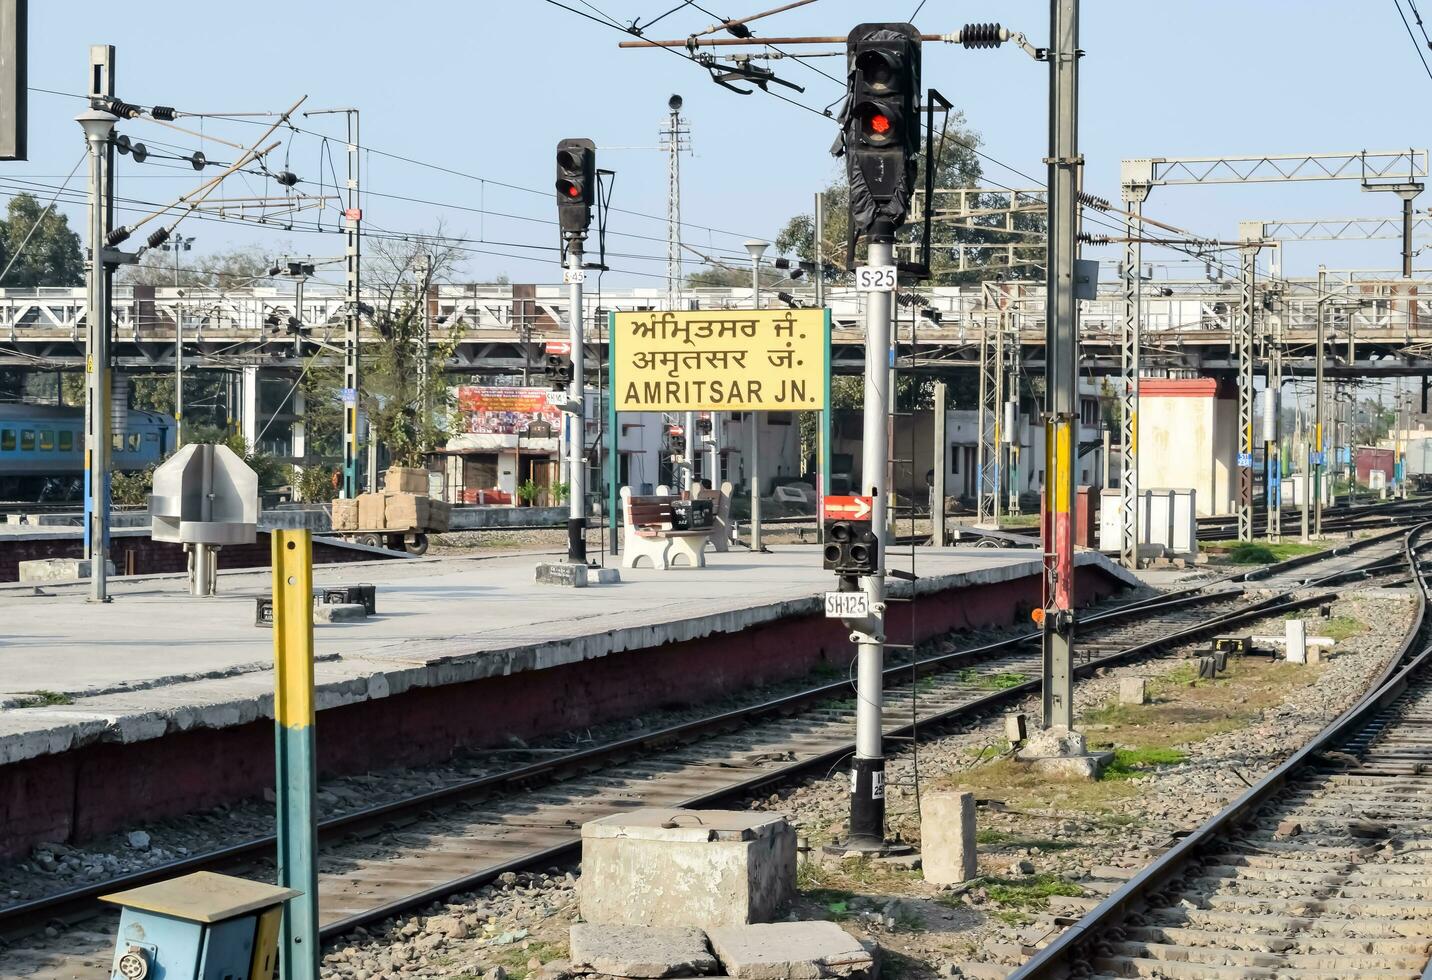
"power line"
1393,0,1432,83
1408,0,1432,47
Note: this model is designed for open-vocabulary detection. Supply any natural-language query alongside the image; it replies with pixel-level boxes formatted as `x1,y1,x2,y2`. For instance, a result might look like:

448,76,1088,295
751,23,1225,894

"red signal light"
567,184,582,197
869,114,891,134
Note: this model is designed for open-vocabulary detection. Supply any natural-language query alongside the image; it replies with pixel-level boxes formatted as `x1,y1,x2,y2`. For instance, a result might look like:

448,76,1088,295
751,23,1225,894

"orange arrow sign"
823,495,873,520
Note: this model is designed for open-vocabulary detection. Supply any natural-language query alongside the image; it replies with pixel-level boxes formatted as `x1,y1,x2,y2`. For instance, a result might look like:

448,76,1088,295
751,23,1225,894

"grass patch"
796,857,922,916
1213,539,1323,564
485,939,567,974
1319,615,1366,642
938,655,1321,815
955,669,1029,690
10,690,72,708
984,874,1084,909
1101,746,1189,781
974,828,1079,852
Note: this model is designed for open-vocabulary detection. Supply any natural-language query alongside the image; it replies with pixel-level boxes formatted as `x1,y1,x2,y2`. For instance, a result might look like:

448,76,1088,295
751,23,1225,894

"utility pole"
746,238,768,551
78,103,117,603
414,251,430,429
815,190,826,533
1315,265,1326,536
1040,0,1081,735
307,107,361,498
662,95,695,492
1118,191,1145,568
164,230,194,449
1236,241,1257,543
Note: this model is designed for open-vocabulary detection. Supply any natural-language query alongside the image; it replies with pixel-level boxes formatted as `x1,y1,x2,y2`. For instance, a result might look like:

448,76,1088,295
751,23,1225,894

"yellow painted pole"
272,529,318,980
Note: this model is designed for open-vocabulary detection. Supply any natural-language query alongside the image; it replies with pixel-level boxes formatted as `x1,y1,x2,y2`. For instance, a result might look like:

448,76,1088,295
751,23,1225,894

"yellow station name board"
613,308,827,412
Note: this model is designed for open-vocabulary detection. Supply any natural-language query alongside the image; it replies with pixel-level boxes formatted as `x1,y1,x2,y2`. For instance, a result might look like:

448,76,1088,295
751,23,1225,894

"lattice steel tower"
661,94,690,311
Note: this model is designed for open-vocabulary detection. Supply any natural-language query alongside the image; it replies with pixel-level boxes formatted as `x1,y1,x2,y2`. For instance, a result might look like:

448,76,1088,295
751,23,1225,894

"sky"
13,0,1432,290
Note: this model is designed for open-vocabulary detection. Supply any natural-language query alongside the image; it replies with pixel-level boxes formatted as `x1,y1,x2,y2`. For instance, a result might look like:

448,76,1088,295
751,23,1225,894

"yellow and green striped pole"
272,529,319,980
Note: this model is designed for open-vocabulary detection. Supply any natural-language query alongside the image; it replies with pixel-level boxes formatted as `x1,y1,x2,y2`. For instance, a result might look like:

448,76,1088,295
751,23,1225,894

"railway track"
1011,524,1432,980
0,529,1420,977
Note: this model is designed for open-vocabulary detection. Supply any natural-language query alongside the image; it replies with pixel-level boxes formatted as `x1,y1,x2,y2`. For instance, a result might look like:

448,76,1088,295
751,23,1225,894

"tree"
0,193,84,287
301,228,465,468
776,114,1043,286
687,263,785,289
121,244,275,289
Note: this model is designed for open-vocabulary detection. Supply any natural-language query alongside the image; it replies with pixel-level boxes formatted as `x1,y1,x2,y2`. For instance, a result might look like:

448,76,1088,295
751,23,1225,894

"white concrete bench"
619,487,712,570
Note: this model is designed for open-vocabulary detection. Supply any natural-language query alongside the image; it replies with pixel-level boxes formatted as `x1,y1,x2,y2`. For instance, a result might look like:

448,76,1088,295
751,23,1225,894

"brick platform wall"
0,565,1124,857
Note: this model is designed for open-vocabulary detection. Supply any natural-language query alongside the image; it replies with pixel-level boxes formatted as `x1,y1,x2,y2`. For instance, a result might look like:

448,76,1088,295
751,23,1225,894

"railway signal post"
1040,0,1081,736
826,21,921,852
557,138,594,565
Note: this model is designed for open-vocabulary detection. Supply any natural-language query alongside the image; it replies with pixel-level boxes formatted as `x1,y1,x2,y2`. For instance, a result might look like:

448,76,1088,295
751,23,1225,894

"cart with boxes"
329,466,450,555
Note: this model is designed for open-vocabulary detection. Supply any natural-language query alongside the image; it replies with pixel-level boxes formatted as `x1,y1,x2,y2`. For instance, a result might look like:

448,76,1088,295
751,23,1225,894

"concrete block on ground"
535,562,589,588
17,558,115,584
1117,677,1147,705
920,789,976,885
707,921,876,980
1014,726,1086,761
1285,618,1307,664
592,566,622,584
1030,754,1102,779
1003,712,1027,744
1306,645,1322,665
1015,727,1103,780
580,807,795,929
568,923,717,978
314,602,367,623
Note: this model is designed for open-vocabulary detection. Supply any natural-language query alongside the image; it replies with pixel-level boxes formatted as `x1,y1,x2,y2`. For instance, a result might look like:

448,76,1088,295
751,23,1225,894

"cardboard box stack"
331,498,360,531
385,466,429,494
348,490,452,533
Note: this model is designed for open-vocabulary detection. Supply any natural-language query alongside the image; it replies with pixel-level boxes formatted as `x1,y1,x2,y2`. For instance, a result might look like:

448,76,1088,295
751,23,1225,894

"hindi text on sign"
613,308,827,412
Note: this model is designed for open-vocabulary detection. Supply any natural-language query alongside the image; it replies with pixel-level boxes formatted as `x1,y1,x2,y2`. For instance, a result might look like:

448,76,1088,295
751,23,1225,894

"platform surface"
0,545,1137,765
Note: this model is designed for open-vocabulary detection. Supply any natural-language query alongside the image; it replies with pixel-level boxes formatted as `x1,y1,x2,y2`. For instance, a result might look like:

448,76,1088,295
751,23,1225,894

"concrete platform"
0,545,1137,855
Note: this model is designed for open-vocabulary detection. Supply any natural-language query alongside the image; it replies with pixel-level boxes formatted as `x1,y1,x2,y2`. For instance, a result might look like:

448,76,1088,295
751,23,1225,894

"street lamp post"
78,107,118,603
163,234,194,446
745,239,768,552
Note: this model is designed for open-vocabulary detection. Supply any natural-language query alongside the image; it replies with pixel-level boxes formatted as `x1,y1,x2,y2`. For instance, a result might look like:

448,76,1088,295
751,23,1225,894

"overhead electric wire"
1393,0,1432,83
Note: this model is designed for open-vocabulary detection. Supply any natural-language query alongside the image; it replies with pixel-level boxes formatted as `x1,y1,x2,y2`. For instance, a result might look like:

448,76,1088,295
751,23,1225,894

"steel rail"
1011,522,1432,979
0,527,1413,944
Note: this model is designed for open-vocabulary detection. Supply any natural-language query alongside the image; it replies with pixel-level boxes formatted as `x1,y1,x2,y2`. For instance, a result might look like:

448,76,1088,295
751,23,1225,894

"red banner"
457,386,561,435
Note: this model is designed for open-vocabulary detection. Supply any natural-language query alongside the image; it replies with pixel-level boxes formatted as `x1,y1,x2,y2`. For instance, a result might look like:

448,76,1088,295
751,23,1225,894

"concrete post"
933,380,947,546
921,790,976,885
1285,617,1307,664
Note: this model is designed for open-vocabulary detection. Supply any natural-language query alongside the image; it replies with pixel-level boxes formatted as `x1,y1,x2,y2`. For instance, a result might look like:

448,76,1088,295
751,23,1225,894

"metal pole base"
567,517,587,564
820,757,912,856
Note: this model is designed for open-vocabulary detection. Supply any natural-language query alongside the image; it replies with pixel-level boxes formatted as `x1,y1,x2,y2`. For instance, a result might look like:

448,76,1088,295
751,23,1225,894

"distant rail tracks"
1011,524,1432,978
0,525,1425,976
